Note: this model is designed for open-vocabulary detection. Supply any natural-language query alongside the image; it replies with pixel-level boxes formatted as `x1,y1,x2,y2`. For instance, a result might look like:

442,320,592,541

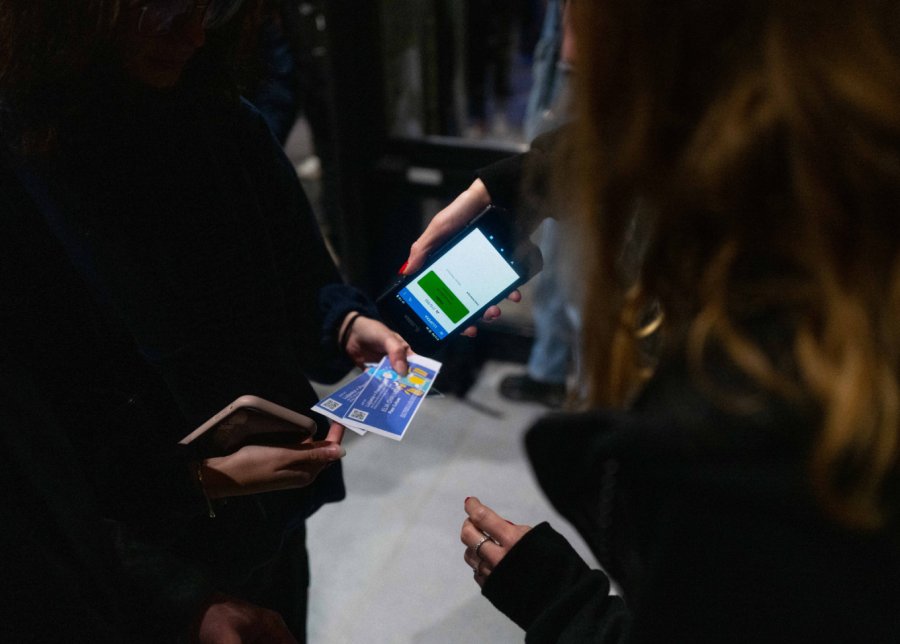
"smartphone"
377,205,542,355
179,395,317,456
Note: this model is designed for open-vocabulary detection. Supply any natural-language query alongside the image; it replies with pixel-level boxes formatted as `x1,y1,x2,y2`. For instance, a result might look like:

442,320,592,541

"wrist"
465,179,492,211
194,460,218,516
338,311,363,351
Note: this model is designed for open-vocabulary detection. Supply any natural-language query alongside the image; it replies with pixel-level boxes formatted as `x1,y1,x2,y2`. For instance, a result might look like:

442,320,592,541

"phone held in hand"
376,205,542,355
179,395,317,457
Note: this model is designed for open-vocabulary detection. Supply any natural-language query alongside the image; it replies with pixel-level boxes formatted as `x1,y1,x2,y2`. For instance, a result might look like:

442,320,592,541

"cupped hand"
460,496,532,587
193,593,297,644
402,179,521,337
342,314,411,375
201,422,345,498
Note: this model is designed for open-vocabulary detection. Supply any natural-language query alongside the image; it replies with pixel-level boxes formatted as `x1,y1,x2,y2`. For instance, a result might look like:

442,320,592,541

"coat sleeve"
475,127,567,235
481,522,631,643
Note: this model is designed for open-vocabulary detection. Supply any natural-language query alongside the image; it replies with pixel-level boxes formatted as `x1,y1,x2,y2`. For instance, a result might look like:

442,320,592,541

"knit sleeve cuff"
482,522,593,629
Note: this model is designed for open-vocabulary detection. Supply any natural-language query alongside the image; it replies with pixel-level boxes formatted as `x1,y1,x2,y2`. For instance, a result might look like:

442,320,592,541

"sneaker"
499,374,566,408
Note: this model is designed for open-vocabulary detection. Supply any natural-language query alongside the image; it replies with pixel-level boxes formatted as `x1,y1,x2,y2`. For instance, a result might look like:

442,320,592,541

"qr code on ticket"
320,399,342,411
348,409,369,422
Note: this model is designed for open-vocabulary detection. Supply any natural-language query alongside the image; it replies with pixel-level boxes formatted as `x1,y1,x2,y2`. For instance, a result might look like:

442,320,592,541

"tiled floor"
308,361,599,644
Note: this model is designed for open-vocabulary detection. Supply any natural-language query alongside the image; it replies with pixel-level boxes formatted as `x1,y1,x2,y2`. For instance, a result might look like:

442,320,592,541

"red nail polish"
398,261,409,275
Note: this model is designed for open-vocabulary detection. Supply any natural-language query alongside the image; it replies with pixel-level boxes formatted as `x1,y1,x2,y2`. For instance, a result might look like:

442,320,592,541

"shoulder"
526,360,812,493
191,94,280,150
194,96,296,195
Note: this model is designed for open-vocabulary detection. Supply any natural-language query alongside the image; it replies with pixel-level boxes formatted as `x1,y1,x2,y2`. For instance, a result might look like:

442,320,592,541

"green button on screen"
418,271,470,323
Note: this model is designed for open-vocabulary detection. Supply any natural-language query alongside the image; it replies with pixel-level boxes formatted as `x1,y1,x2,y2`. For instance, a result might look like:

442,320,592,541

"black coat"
481,356,900,642
1,90,375,640
2,158,216,641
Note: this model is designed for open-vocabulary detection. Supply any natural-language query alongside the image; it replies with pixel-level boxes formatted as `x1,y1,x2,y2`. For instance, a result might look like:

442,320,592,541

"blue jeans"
527,218,578,384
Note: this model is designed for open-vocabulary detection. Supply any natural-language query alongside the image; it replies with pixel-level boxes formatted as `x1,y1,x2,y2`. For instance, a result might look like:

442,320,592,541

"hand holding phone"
403,178,493,275
378,205,542,355
402,180,523,337
200,422,346,499
179,395,317,457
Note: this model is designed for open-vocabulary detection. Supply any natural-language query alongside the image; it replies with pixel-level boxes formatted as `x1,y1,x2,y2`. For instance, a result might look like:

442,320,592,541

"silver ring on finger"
472,534,491,558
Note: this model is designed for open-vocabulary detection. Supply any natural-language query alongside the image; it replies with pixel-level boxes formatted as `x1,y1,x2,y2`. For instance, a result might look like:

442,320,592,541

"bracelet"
339,311,363,352
195,461,216,519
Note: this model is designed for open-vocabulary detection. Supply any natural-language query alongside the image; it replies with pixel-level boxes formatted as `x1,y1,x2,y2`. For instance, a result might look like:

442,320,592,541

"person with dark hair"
1,1,409,641
413,0,900,640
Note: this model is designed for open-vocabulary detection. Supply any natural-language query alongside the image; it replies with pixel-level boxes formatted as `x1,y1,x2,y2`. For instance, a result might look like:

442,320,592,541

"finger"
461,520,501,562
461,326,478,338
404,238,433,275
460,518,502,563
460,517,485,547
475,557,493,578
506,289,522,303
463,546,481,571
325,421,345,445
284,442,346,467
482,305,502,321
405,224,452,274
386,335,411,375
465,497,516,550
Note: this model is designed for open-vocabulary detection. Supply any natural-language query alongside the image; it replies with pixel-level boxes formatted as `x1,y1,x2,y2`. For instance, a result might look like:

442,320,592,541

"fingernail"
465,496,472,503
506,520,515,525
332,446,347,458
398,261,409,275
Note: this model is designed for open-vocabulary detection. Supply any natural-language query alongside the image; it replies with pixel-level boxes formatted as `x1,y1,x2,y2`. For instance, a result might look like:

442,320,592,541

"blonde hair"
569,0,900,529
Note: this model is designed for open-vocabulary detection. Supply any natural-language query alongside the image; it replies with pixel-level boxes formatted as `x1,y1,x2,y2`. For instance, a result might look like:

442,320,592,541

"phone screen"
395,227,520,341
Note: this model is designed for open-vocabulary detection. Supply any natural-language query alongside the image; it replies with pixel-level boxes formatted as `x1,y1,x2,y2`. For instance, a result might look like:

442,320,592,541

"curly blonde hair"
570,0,900,529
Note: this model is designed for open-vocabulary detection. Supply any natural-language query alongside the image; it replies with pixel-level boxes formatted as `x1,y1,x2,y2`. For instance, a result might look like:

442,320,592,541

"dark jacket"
481,355,900,642
0,88,375,640
24,86,376,511
1,159,216,641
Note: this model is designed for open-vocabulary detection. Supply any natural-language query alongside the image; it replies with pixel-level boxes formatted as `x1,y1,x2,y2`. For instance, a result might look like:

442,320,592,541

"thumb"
404,237,432,275
387,338,411,376
325,421,345,444
292,441,346,464
464,496,484,517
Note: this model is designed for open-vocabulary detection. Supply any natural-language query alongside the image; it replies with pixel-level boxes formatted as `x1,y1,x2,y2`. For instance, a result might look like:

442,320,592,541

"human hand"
193,593,297,644
402,179,521,337
201,422,345,498
460,497,532,587
341,313,411,375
